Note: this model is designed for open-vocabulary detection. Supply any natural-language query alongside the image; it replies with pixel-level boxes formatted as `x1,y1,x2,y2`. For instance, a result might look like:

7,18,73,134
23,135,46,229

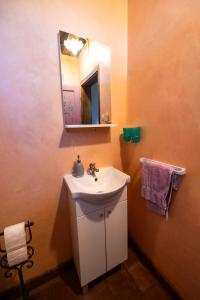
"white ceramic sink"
64,166,130,202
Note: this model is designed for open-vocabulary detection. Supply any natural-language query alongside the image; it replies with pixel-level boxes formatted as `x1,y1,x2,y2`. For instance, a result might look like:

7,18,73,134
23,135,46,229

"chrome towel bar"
140,157,186,175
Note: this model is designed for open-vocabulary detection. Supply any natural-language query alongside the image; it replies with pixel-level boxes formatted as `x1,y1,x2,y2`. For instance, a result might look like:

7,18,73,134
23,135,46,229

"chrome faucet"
87,163,99,181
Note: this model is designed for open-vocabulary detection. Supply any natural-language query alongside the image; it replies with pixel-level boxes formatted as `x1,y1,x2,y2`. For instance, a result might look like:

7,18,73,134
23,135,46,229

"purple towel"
141,159,179,216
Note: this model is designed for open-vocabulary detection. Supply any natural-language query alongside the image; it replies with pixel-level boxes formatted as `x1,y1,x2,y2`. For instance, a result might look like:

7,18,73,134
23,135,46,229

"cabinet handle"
107,210,111,215
99,213,104,217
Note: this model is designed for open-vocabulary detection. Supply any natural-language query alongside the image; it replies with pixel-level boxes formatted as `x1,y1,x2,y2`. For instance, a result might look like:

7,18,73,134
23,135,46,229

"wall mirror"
59,30,111,127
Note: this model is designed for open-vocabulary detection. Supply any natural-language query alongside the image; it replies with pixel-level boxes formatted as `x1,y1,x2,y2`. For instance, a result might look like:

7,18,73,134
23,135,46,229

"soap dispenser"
72,155,84,177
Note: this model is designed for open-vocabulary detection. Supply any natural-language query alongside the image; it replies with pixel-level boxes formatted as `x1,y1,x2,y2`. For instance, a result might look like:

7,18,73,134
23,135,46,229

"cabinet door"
77,208,106,286
105,200,128,271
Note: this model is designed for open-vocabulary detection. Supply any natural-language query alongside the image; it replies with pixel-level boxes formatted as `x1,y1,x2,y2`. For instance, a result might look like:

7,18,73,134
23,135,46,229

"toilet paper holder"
0,221,34,299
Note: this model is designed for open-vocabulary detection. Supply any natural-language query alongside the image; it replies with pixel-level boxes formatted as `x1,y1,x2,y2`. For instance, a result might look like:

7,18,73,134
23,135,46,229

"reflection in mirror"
59,31,111,126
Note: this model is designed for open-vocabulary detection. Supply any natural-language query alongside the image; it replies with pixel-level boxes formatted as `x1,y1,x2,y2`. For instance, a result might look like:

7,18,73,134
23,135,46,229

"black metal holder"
0,221,34,299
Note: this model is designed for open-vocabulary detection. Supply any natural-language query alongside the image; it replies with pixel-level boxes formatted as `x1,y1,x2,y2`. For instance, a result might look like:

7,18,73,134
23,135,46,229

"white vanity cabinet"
105,200,127,271
68,186,128,287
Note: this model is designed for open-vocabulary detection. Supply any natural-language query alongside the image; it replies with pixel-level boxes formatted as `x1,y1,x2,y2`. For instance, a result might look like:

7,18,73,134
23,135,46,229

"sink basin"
64,166,130,202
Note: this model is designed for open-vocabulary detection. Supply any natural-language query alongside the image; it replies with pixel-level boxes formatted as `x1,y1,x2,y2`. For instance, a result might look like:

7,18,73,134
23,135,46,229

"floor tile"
128,261,157,292
124,248,139,269
2,248,175,300
141,284,174,300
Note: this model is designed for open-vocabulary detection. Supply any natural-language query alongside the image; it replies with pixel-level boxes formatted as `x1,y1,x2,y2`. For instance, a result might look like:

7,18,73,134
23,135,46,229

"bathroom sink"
64,167,130,202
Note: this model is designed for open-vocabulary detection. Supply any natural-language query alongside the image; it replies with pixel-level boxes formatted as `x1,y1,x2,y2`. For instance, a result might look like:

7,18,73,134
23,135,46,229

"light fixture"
60,31,87,57
64,38,84,56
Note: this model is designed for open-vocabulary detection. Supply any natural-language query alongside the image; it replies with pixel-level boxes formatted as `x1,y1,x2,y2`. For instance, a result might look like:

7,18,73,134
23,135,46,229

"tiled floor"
5,248,178,300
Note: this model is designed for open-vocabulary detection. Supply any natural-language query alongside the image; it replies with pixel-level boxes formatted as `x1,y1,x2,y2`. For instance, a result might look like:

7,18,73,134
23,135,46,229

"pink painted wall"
127,1,200,299
0,0,127,291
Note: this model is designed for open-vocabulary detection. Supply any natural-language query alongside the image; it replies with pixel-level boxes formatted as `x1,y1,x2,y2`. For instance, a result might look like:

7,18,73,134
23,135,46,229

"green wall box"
123,127,141,143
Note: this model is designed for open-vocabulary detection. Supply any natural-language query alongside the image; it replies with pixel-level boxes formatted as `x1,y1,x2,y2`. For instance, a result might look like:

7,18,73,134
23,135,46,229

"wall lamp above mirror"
60,31,87,57
58,30,116,128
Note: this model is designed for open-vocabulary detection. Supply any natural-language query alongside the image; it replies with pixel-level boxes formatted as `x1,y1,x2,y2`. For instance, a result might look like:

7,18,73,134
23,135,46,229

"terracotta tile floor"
5,248,178,300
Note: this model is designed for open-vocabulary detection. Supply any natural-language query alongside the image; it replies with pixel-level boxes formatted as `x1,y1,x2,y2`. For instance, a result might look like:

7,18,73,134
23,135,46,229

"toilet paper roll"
4,222,28,267
6,247,28,267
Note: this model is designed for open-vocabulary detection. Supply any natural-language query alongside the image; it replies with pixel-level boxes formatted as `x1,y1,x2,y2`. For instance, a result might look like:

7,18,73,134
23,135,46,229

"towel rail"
139,157,186,175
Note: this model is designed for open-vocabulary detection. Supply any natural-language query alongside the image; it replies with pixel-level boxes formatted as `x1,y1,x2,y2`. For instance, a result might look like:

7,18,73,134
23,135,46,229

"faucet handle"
89,162,95,169
89,162,99,172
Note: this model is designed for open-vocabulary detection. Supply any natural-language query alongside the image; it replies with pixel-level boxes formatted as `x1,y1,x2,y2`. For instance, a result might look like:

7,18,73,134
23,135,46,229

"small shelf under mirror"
65,124,118,129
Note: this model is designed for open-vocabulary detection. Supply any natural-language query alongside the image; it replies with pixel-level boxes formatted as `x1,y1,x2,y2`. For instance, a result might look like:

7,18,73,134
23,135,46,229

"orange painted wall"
61,54,79,86
0,0,127,291
127,1,200,299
